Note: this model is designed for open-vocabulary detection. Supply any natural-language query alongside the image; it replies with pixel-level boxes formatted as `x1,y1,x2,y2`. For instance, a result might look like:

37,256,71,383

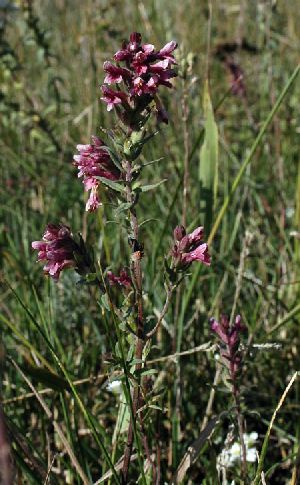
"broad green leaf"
199,79,219,230
199,80,219,188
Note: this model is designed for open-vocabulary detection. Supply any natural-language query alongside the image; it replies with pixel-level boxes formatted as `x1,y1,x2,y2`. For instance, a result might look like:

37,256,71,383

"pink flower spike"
210,318,229,344
101,33,178,126
210,314,245,379
73,136,120,213
171,224,211,269
32,224,77,281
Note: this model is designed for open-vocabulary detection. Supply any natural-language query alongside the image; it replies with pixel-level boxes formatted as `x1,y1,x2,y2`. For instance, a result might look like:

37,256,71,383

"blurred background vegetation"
1,0,300,483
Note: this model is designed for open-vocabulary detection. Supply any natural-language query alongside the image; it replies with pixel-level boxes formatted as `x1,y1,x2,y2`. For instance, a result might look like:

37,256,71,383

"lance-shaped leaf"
96,177,126,193
198,80,219,231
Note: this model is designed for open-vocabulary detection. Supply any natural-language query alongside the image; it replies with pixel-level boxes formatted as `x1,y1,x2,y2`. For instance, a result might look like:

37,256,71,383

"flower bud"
174,225,186,241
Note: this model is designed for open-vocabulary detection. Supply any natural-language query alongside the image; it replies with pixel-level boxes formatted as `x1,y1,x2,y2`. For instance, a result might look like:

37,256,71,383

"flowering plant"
31,31,211,483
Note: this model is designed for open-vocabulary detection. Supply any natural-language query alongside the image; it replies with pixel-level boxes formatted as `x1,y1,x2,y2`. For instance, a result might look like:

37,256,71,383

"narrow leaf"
199,79,219,231
97,177,125,193
140,179,167,192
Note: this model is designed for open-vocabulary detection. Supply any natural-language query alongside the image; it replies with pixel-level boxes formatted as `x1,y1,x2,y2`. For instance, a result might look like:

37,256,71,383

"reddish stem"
121,160,145,483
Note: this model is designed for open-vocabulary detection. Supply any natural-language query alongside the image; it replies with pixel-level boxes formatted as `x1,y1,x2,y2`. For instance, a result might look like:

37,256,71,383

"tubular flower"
73,136,120,212
32,224,77,280
210,315,245,378
100,86,128,111
171,225,211,269
107,269,132,288
101,32,177,124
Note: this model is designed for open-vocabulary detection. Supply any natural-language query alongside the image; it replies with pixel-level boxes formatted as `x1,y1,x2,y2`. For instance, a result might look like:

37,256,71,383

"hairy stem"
122,159,145,483
233,385,247,482
230,360,247,482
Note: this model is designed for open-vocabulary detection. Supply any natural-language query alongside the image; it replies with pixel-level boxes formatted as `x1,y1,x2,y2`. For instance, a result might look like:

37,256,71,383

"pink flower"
210,315,245,377
132,76,147,96
103,61,131,84
73,136,120,212
156,40,177,61
32,224,76,280
114,32,142,61
86,187,101,212
128,32,142,52
107,269,132,288
182,243,210,266
101,32,178,125
186,226,204,244
101,86,128,111
171,225,211,269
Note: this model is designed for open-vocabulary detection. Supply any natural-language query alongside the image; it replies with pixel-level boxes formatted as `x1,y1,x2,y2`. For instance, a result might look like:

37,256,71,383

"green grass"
1,1,300,483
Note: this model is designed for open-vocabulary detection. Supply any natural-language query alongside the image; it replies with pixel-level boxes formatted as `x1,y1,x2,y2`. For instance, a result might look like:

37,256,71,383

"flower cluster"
107,269,131,288
73,136,120,212
210,315,245,378
32,224,77,280
171,225,211,269
101,32,177,125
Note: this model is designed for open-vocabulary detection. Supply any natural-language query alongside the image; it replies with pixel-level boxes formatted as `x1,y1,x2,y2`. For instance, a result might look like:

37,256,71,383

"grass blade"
252,371,298,485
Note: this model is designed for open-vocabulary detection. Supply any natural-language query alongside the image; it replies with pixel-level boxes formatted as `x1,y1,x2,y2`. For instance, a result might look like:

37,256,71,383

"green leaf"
140,157,164,168
199,80,219,188
198,79,219,231
105,147,123,171
140,179,167,192
112,390,130,442
139,218,158,228
100,293,110,311
97,177,125,193
140,369,157,377
114,202,132,215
